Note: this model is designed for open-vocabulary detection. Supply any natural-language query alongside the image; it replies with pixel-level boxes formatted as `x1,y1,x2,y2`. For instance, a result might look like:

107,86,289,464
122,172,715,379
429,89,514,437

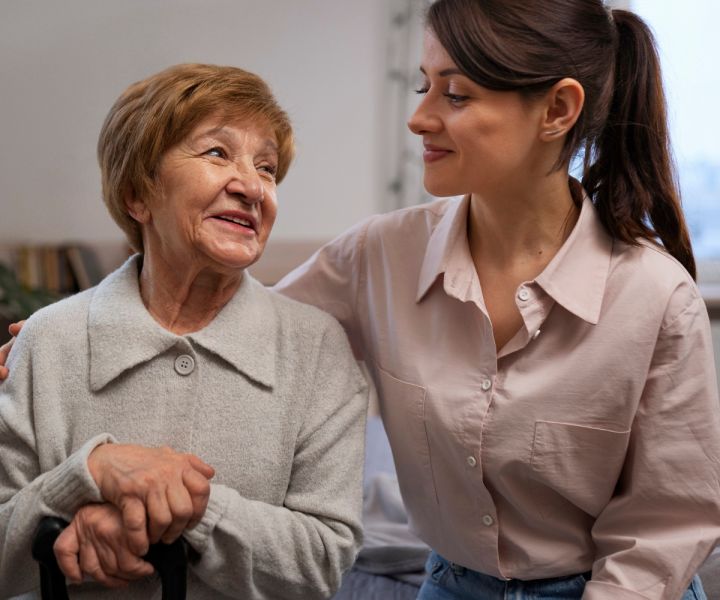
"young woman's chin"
423,176,465,199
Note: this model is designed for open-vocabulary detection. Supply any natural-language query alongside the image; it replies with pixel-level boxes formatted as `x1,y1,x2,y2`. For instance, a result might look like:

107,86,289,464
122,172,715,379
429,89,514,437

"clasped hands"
54,444,215,588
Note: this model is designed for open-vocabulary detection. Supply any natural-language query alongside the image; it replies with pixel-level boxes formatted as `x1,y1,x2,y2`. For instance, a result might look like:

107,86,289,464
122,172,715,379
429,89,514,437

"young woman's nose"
407,96,442,136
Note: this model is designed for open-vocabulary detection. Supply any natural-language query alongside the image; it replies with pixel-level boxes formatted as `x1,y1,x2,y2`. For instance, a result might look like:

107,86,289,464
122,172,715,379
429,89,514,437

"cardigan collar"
88,255,277,391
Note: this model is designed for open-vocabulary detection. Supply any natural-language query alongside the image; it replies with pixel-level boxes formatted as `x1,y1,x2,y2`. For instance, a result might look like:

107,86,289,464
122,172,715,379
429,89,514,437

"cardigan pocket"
530,420,630,517
374,365,439,509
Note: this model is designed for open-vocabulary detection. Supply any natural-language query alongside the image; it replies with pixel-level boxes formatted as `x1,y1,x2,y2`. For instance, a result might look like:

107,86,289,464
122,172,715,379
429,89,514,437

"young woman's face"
408,30,548,198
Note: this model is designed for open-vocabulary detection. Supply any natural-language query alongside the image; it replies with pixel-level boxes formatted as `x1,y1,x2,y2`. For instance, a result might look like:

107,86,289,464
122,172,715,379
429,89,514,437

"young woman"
275,1,720,599
3,1,719,599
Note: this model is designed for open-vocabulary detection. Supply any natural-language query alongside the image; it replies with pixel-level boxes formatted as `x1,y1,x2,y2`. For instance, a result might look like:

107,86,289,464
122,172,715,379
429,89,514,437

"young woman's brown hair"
427,0,695,279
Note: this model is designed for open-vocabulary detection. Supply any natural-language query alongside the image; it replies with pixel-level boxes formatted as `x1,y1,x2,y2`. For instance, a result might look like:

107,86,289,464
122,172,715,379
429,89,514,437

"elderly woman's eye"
258,164,278,179
205,147,227,158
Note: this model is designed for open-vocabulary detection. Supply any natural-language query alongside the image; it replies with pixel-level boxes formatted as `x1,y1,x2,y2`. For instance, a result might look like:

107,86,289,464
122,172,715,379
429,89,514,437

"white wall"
0,0,389,244
714,322,720,372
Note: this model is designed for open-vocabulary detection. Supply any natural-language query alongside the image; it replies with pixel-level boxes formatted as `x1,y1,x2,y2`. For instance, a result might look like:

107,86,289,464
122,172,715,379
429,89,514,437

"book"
65,245,103,290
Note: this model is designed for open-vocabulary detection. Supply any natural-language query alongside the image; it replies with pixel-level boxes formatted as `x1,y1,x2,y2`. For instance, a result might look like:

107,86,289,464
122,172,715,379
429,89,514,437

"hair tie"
606,5,615,24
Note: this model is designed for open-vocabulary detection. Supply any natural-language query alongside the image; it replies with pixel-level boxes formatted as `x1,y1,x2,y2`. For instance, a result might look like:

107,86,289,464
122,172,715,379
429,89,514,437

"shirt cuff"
40,433,115,518
182,483,230,554
583,580,654,600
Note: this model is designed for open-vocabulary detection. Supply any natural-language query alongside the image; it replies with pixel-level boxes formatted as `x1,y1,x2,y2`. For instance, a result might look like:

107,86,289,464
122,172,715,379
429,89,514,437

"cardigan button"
174,354,195,375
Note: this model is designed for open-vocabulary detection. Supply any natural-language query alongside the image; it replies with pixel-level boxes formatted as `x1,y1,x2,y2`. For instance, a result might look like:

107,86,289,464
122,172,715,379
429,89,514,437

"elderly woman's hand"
54,502,154,588
87,444,215,554
0,320,23,381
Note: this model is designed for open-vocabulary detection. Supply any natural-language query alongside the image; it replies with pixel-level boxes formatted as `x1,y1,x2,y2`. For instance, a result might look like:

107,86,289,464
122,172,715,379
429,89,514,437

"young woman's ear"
540,78,585,141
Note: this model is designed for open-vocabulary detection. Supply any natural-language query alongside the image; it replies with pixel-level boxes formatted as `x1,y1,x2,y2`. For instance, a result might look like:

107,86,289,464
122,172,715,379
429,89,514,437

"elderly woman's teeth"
218,216,252,227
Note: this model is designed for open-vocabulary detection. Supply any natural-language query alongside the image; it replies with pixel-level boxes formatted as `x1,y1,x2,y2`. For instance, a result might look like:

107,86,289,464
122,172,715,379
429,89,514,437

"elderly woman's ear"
124,192,151,224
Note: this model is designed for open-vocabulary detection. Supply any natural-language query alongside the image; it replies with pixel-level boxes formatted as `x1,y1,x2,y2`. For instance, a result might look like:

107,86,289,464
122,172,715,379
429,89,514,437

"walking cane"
32,516,189,600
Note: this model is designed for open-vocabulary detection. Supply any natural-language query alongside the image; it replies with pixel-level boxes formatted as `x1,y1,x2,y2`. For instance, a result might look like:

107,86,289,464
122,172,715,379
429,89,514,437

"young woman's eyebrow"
419,66,464,77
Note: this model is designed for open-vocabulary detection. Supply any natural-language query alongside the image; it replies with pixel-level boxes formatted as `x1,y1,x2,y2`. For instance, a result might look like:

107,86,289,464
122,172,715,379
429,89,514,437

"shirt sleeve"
0,322,111,597
182,318,369,599
272,219,372,359
584,284,720,600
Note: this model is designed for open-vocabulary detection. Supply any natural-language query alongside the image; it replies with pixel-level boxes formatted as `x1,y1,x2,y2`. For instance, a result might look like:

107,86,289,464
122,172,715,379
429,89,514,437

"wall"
714,323,720,385
0,0,389,244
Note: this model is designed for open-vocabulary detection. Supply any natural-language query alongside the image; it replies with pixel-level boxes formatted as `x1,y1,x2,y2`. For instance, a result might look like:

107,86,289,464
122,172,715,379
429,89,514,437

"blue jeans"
417,551,707,600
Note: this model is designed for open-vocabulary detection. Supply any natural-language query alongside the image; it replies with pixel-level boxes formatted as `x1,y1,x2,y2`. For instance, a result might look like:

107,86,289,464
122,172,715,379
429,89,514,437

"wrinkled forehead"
184,112,279,147
152,111,279,171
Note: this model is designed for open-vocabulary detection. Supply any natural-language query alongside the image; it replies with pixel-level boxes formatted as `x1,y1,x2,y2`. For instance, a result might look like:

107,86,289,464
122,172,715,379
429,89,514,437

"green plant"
0,263,62,321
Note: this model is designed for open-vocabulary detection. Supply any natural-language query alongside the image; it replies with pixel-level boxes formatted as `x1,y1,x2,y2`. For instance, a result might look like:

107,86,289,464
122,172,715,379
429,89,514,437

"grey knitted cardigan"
0,256,368,599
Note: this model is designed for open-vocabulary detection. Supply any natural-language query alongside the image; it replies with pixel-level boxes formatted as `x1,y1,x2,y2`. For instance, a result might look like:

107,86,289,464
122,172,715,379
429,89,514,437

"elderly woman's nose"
225,164,264,204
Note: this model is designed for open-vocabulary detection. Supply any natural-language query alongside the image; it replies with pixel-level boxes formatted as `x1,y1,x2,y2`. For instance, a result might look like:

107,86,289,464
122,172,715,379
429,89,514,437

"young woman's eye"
414,87,429,95
444,93,470,104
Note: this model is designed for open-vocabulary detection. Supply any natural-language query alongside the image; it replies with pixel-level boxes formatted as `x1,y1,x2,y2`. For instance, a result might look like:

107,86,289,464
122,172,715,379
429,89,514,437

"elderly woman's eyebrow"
196,126,279,152
258,138,279,154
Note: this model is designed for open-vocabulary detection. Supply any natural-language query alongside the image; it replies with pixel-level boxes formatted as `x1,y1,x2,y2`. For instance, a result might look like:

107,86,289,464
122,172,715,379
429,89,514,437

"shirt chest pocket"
375,365,439,507
530,421,631,517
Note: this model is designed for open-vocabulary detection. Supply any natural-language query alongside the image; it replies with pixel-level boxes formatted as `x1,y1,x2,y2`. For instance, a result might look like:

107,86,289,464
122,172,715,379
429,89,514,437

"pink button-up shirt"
274,191,720,600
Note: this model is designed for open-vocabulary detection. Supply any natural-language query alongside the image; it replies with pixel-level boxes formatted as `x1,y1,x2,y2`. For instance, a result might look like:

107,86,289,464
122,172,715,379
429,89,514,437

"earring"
545,129,562,137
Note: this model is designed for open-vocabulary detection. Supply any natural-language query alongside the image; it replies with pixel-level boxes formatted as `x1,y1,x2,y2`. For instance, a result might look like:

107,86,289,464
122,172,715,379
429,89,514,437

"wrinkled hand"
54,503,154,588
0,320,24,381
88,444,215,554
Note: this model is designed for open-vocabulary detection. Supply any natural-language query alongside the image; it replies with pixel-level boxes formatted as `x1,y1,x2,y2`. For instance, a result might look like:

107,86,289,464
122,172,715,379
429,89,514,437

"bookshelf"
1,244,129,296
0,242,132,343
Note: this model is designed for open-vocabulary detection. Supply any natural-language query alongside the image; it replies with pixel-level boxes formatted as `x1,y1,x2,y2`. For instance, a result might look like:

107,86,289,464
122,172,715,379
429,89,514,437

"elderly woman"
0,63,367,599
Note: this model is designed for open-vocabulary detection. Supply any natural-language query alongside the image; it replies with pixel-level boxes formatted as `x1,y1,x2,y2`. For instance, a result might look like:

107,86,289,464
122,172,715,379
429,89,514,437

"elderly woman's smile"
131,115,280,275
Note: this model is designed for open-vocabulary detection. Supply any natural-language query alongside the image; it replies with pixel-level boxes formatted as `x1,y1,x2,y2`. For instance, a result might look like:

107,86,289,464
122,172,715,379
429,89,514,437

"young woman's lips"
423,146,452,163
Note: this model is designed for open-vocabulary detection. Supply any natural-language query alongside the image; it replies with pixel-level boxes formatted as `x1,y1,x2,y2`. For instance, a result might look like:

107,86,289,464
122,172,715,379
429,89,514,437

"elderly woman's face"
142,114,279,272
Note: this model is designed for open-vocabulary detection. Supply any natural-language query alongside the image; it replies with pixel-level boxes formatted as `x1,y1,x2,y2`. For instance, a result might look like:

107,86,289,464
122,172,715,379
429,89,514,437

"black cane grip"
32,515,189,600
145,535,189,600
32,516,70,600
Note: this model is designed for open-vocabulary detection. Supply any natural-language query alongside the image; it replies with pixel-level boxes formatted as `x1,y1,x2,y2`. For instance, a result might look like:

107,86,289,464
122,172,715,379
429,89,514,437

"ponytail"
427,0,695,278
582,10,696,279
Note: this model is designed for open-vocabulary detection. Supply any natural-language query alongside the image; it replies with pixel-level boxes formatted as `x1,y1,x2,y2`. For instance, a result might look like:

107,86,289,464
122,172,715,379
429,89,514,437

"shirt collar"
415,184,613,324
88,255,277,391
534,189,613,325
416,195,473,303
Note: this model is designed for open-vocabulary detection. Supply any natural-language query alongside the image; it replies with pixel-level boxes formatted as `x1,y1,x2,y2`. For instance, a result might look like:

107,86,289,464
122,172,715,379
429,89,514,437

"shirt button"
174,354,195,376
517,288,530,301
481,378,492,391
482,514,494,527
466,456,477,468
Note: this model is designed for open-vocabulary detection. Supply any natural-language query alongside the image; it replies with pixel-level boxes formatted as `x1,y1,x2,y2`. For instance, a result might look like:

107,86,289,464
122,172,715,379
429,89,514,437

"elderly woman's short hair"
98,63,295,252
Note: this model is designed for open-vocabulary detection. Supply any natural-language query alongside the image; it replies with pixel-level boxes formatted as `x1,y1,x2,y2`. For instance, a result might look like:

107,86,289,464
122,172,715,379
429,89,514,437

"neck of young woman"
138,248,243,335
467,170,579,274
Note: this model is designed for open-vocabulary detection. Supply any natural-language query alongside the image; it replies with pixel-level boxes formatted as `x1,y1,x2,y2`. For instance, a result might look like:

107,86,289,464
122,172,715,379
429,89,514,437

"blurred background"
0,0,718,373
